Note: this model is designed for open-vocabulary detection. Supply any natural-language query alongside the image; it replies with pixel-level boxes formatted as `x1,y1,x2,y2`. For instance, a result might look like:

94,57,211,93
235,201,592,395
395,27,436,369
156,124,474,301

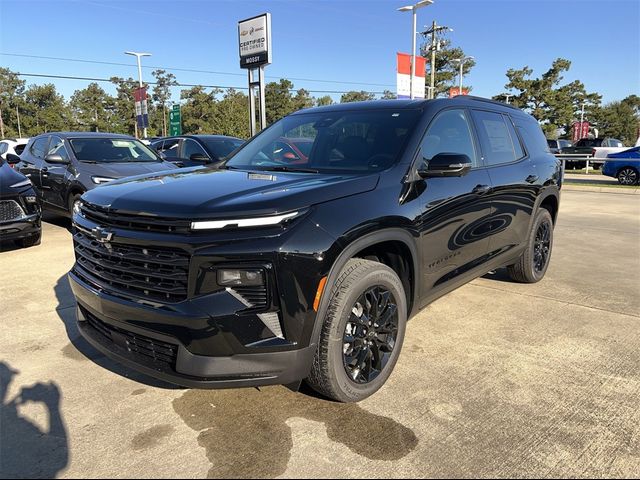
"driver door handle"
472,184,491,195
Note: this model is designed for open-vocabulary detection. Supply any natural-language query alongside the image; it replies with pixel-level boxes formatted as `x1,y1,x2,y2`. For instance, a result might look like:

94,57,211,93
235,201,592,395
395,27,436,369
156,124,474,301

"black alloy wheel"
342,286,399,384
618,168,638,186
533,220,551,274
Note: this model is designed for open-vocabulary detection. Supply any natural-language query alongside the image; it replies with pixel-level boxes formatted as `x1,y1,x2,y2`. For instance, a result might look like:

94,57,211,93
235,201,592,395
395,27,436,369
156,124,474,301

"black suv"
69,98,561,402
151,135,245,167
18,132,177,216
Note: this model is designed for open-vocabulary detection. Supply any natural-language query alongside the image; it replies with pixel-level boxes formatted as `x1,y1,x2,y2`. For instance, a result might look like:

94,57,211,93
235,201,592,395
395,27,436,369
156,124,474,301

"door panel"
42,136,73,208
20,136,49,194
413,108,494,300
471,110,538,256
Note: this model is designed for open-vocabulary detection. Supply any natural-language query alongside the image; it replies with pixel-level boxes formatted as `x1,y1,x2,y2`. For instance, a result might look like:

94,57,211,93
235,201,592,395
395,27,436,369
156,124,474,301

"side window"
14,144,26,155
182,139,209,160
504,115,526,159
47,136,71,161
154,138,179,154
514,117,550,155
472,110,519,166
30,136,50,159
0,143,7,154
419,109,478,167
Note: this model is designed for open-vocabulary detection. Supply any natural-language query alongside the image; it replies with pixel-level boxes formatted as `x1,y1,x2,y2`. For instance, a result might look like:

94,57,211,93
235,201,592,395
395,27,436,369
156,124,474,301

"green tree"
316,95,334,107
110,76,138,136
0,68,26,137
69,82,115,132
590,95,640,144
213,88,250,139
151,69,178,136
180,86,218,134
420,37,475,98
380,90,396,100
265,79,294,125
21,84,70,135
291,88,314,111
340,91,375,103
494,58,601,137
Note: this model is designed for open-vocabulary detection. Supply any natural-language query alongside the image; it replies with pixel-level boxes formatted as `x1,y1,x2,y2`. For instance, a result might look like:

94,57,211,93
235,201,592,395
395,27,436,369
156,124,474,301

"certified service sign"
238,13,272,69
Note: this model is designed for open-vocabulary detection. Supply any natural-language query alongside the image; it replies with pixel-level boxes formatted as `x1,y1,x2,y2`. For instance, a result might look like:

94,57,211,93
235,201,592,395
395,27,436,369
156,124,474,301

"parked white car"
0,138,29,161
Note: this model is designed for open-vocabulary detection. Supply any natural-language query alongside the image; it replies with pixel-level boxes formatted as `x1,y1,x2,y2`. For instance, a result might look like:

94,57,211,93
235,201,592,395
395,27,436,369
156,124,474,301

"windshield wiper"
258,166,319,173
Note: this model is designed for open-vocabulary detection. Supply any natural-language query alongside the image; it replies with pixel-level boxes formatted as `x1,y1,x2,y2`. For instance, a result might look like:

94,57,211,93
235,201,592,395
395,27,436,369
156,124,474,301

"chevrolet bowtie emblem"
91,226,114,244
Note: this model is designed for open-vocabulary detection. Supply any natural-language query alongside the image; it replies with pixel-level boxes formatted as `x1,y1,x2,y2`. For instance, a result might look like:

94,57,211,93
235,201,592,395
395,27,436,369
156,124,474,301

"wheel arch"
311,228,419,348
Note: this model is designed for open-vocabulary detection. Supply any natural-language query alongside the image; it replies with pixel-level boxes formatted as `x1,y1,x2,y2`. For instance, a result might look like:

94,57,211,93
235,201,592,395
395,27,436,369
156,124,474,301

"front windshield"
69,138,160,163
226,109,421,173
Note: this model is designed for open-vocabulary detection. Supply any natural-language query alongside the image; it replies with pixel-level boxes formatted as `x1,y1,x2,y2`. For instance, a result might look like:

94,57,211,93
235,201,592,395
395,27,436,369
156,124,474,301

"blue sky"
1,0,638,104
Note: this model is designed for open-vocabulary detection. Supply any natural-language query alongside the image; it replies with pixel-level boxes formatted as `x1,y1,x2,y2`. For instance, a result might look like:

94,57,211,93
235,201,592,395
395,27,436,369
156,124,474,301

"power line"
15,73,388,95
1,53,395,88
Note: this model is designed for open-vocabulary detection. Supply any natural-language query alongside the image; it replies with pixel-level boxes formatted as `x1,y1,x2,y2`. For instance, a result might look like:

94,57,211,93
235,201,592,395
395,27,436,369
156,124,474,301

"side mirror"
418,152,472,178
45,153,70,165
190,153,210,163
6,153,21,165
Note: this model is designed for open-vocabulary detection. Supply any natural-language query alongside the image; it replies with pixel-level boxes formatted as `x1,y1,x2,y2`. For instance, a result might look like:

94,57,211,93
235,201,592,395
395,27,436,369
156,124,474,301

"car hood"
80,160,177,178
0,162,31,196
82,167,380,218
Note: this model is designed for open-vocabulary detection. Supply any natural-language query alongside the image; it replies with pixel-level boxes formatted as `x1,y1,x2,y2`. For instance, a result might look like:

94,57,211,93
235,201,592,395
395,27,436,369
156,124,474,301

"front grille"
234,285,268,310
0,200,26,222
84,309,178,366
73,230,189,303
80,202,192,234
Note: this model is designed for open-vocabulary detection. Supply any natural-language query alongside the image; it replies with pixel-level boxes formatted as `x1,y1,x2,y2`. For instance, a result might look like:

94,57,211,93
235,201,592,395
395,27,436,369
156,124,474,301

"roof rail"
459,95,520,110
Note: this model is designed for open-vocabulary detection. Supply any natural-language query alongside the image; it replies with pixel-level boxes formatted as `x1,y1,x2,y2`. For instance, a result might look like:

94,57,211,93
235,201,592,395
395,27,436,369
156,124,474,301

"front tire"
18,232,41,248
617,167,638,186
68,193,83,216
507,208,554,283
306,258,407,403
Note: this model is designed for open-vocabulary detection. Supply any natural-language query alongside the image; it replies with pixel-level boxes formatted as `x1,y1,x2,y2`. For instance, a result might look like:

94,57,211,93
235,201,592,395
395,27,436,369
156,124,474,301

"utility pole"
0,107,4,139
421,21,452,99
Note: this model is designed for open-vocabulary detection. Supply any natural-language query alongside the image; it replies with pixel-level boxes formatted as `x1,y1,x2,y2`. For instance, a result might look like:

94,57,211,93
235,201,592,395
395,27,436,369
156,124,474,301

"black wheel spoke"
342,284,399,385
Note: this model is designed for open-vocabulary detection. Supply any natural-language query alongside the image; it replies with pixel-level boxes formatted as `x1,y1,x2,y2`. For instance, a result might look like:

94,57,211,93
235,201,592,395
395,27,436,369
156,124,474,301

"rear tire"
507,208,554,283
617,167,638,186
306,258,407,403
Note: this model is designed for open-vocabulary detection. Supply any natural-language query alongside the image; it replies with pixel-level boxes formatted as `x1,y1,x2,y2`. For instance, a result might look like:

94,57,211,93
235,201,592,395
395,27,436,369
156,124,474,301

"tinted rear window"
513,116,550,155
201,138,244,159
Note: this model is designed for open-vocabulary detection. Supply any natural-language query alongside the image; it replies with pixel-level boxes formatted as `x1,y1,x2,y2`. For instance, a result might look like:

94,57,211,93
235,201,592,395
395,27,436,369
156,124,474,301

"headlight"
191,211,301,230
92,176,116,185
10,178,32,188
217,269,264,286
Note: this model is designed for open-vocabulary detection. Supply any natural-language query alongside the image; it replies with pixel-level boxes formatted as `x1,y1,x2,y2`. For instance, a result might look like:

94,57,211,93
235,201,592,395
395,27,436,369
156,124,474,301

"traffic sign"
169,104,181,136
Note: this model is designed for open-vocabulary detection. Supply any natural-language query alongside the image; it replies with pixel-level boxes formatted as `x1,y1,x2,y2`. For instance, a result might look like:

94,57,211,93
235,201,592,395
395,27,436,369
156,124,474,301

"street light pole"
451,55,474,94
504,93,514,104
125,51,151,139
398,0,433,100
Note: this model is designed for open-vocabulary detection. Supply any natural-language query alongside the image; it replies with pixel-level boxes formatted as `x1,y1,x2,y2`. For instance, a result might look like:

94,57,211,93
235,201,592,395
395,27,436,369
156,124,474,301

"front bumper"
70,272,316,388
0,212,41,241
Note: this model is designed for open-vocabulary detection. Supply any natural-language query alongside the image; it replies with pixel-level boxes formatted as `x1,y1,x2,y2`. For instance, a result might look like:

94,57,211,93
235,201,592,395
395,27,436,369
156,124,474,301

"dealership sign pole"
397,53,426,99
238,13,272,136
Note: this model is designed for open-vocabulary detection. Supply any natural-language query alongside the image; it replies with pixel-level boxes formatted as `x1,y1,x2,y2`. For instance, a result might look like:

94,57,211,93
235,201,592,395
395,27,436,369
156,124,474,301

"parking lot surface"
1,190,639,478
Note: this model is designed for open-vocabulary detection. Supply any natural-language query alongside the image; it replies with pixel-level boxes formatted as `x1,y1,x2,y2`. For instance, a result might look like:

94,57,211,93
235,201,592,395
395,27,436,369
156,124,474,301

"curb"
563,184,640,195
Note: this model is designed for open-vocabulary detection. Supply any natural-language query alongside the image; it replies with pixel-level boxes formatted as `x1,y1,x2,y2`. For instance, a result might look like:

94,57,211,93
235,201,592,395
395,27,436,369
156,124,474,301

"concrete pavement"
1,190,639,478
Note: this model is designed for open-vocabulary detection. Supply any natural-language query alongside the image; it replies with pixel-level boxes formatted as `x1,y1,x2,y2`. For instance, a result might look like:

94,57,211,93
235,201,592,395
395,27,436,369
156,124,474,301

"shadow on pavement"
481,267,514,283
53,273,180,390
42,211,72,232
172,385,419,478
0,361,68,478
